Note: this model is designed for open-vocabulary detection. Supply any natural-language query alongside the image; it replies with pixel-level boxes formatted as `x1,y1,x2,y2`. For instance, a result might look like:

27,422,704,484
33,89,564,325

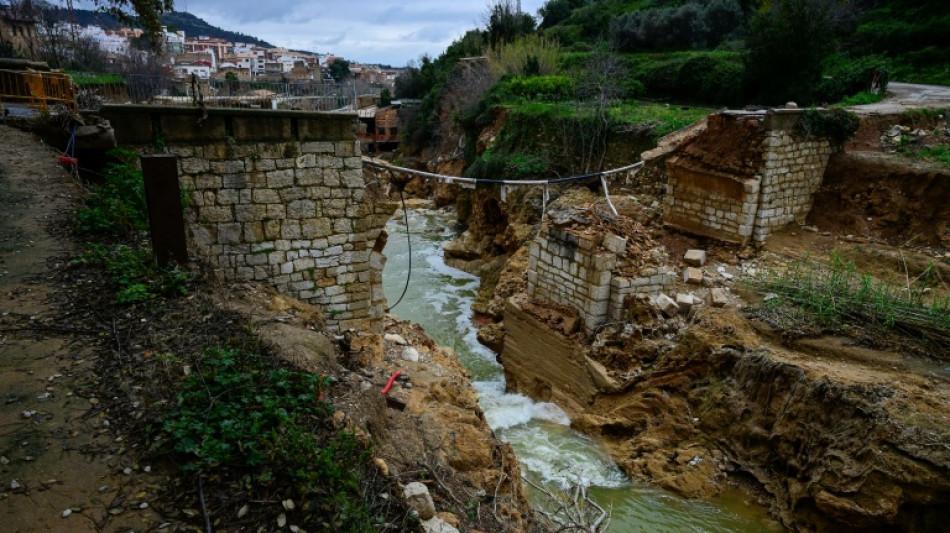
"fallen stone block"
403,482,436,520
675,293,695,314
683,267,704,285
654,293,680,318
684,249,706,267
709,288,729,308
384,333,408,345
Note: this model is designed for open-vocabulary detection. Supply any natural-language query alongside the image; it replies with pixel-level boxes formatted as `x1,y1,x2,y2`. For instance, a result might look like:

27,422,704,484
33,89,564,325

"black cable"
362,159,612,186
386,172,411,312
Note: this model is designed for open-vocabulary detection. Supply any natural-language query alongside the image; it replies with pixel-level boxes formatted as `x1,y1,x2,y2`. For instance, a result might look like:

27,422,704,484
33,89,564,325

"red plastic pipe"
381,371,402,395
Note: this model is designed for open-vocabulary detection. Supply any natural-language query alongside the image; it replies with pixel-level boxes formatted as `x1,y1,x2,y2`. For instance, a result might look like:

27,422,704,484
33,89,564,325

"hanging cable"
385,170,412,312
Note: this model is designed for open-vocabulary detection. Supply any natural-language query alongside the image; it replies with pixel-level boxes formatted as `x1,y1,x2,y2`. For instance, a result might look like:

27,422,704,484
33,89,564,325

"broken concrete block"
684,249,706,267
603,233,627,254
683,267,704,284
585,356,620,393
403,482,436,520
654,293,679,318
675,293,695,314
709,288,729,308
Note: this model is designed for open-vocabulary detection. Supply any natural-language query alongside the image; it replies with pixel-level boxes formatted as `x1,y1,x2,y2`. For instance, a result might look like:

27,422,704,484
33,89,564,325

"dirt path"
0,125,160,532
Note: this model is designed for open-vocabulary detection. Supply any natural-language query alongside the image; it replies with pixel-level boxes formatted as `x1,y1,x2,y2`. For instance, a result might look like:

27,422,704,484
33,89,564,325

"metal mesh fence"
75,74,375,112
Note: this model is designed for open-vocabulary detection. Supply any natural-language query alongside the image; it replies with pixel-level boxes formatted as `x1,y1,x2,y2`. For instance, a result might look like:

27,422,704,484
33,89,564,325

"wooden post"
141,154,188,267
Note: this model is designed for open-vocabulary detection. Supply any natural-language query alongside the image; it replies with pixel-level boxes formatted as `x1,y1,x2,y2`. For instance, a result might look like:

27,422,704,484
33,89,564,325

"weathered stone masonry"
528,226,675,331
663,110,833,245
101,105,396,332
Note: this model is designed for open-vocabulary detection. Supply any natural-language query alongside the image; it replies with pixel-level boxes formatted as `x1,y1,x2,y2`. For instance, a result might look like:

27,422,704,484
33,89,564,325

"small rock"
684,249,706,267
10,480,20,489
123,467,132,475
140,502,149,509
62,509,72,518
402,347,420,362
21,410,36,419
374,457,389,476
0,456,8,465
237,504,249,518
384,333,408,345
98,485,109,492
421,516,460,533
282,499,295,511
709,288,729,308
403,482,436,520
277,513,287,528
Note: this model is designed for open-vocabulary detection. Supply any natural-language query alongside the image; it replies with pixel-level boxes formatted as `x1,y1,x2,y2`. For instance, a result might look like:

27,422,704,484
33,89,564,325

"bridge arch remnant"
101,105,397,332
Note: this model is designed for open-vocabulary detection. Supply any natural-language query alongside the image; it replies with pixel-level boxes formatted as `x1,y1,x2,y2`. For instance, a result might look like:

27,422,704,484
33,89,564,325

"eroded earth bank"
400,107,950,532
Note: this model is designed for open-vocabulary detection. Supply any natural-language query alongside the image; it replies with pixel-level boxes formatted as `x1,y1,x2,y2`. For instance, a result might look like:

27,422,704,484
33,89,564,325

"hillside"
70,9,273,47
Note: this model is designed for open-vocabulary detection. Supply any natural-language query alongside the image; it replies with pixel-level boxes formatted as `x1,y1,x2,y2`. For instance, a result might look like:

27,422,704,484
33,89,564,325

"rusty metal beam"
141,154,188,267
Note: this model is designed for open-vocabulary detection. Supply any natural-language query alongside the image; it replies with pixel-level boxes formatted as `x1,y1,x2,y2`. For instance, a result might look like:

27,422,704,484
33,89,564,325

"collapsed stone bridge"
101,105,397,332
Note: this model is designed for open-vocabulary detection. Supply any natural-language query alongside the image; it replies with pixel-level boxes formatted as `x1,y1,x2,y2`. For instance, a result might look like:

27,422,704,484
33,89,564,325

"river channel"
382,209,783,532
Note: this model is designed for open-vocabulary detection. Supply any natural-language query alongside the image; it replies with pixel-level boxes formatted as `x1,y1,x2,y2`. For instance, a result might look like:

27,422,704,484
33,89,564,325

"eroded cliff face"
213,286,541,533
500,298,950,532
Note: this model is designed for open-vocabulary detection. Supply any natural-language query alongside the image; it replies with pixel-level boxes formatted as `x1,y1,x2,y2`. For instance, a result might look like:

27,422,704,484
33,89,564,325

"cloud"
77,0,548,66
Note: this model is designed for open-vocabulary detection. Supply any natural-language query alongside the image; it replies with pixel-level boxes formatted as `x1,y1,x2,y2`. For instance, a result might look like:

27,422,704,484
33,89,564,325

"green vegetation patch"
750,253,950,350
78,243,191,304
157,347,378,531
67,71,125,86
75,148,147,239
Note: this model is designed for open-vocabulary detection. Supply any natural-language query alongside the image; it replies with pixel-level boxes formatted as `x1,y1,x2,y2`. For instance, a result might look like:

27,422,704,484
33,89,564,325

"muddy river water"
383,209,783,532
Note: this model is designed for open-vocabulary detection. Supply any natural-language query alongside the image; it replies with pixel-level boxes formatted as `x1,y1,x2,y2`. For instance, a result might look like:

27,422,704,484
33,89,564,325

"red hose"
381,371,402,394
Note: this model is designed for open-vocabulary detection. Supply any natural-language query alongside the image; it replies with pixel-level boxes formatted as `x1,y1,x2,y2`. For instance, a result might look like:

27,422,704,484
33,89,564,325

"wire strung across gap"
386,170,412,312
362,157,645,216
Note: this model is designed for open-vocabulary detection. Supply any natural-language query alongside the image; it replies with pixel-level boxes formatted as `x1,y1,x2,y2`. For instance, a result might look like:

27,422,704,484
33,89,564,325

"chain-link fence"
75,73,377,112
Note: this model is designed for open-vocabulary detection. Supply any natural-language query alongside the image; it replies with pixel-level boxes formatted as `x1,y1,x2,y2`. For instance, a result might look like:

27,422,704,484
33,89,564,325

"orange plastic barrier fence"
0,69,77,113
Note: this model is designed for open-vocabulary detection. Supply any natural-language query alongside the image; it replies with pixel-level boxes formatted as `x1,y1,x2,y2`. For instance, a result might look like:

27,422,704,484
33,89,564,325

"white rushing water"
383,209,783,532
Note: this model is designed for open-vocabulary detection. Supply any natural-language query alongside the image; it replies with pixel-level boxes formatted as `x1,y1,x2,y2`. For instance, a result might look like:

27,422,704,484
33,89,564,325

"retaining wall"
100,105,396,332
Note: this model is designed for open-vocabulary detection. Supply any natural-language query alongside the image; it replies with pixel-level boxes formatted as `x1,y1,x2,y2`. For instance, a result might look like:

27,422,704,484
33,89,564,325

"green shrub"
815,55,890,104
76,148,147,239
628,52,747,106
503,75,575,100
796,108,860,147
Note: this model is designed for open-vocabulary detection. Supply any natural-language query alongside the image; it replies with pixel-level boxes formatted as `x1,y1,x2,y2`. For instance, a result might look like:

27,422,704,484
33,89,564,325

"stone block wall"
608,267,677,322
752,129,833,244
664,166,760,243
100,105,397,332
662,109,835,246
527,226,615,332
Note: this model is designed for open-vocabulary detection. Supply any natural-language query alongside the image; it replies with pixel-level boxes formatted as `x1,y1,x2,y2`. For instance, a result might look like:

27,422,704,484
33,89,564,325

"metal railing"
75,74,378,112
0,69,77,113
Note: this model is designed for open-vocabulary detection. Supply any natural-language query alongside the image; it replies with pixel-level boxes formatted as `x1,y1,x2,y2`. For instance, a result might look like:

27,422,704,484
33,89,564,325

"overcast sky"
78,0,548,66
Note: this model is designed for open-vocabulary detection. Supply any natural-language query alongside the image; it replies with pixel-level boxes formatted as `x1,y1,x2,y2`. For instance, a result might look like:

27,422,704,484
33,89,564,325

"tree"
379,88,392,106
538,0,589,29
328,58,350,82
744,0,836,104
484,0,536,48
92,0,174,45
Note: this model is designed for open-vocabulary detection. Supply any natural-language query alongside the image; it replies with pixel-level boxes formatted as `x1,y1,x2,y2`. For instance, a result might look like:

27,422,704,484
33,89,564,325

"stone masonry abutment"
100,105,397,332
